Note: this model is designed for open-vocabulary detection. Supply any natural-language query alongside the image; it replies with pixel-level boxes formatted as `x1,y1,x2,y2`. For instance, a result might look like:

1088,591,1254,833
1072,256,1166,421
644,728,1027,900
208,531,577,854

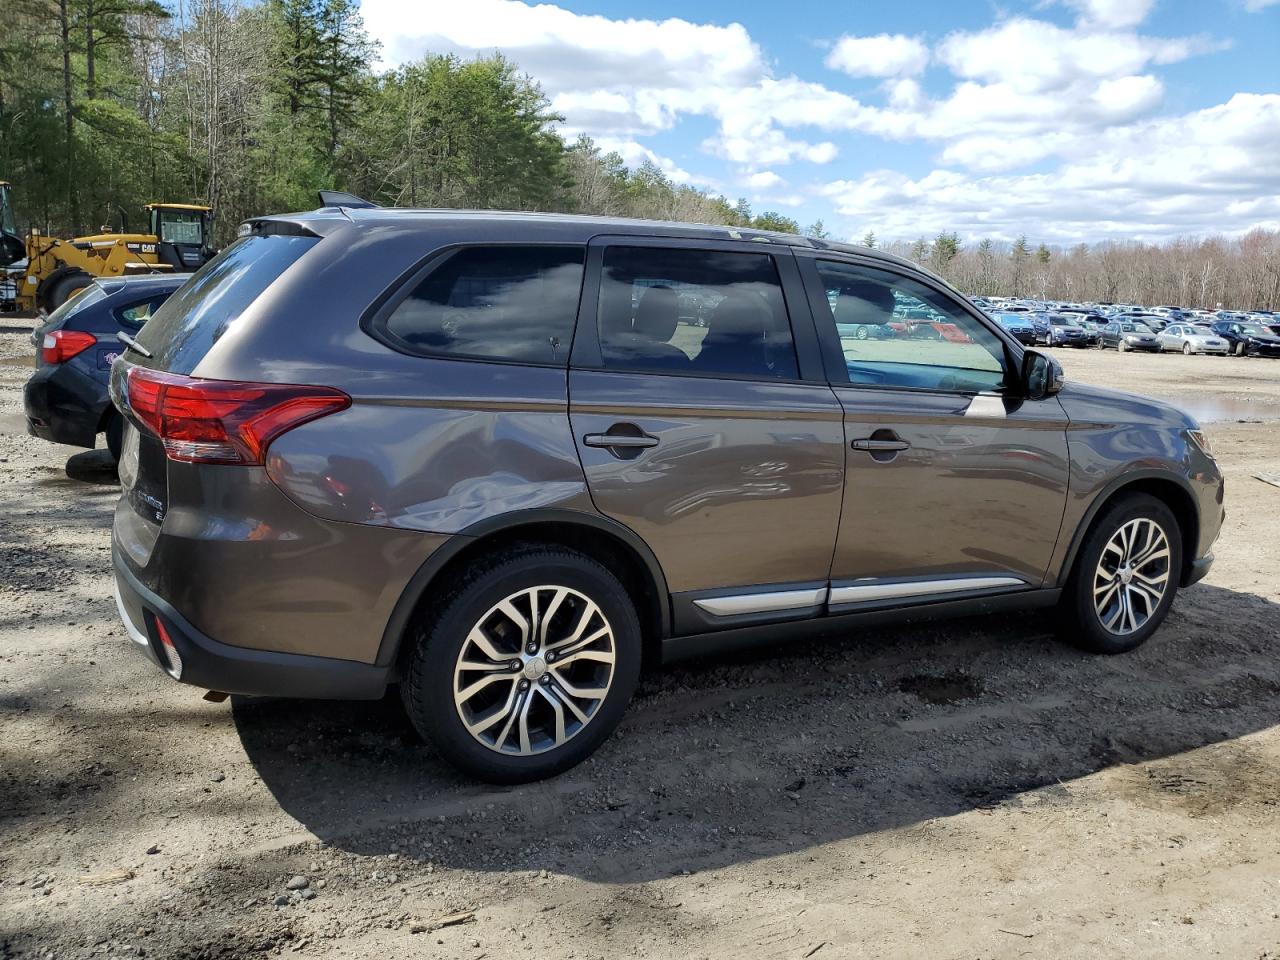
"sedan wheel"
1182,342,1192,355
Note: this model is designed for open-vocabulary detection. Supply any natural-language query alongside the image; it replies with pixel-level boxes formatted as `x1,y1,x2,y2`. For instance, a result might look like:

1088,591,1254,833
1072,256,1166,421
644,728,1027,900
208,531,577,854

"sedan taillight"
42,330,97,364
125,367,350,465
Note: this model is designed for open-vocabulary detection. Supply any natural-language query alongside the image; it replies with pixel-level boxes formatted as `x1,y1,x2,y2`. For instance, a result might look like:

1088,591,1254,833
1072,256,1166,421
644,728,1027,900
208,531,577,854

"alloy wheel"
1092,517,1171,635
453,585,616,755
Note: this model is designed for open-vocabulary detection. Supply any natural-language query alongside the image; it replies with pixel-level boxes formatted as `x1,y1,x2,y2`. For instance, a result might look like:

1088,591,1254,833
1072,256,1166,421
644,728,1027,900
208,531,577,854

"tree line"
1,0,1274,310
877,231,1280,311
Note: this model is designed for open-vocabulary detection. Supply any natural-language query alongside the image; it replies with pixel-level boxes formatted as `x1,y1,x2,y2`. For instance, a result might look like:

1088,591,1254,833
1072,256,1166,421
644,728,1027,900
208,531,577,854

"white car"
1157,323,1230,355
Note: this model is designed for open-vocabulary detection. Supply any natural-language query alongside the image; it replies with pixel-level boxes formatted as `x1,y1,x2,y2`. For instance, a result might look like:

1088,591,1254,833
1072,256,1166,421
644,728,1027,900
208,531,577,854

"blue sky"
359,0,1280,244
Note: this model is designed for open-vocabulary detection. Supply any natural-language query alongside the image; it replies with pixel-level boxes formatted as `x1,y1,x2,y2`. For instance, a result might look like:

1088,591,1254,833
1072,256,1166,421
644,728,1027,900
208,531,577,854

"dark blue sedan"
24,274,186,458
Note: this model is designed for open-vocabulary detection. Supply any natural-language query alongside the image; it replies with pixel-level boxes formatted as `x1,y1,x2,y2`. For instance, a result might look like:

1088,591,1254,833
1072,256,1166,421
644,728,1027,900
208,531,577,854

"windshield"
137,234,318,373
157,209,204,245
1238,323,1269,336
1120,323,1154,333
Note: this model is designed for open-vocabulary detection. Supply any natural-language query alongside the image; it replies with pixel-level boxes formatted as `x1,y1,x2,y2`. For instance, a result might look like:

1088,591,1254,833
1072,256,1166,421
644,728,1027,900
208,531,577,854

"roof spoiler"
317,191,380,210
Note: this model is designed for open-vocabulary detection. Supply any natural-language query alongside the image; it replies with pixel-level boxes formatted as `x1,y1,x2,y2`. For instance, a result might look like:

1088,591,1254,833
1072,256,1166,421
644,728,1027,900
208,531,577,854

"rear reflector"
152,618,184,679
42,330,97,364
126,367,350,465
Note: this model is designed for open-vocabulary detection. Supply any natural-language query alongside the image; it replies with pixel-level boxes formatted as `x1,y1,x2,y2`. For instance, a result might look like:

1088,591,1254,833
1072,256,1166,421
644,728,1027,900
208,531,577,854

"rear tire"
1058,493,1182,655
400,546,642,783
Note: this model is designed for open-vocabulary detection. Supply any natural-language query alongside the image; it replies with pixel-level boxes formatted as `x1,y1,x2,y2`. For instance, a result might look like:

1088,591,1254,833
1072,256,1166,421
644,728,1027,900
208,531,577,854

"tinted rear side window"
597,246,798,379
377,246,585,366
137,234,318,373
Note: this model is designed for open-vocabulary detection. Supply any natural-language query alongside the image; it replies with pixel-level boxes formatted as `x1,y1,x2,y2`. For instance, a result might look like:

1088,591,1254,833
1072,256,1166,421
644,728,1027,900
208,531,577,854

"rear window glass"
46,283,107,325
136,235,317,373
378,246,585,366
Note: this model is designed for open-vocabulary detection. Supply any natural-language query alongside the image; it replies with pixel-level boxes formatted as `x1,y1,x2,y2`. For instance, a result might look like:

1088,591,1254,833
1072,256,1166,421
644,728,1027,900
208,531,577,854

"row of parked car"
972,297,1280,358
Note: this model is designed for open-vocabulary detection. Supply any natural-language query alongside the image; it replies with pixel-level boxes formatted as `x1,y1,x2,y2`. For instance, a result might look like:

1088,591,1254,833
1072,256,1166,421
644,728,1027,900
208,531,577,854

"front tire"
401,547,642,783
1058,493,1182,654
1182,342,1192,355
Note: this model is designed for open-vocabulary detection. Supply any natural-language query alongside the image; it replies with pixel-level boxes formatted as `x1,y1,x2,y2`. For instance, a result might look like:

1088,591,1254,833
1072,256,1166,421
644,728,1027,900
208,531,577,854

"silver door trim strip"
694,587,828,617
829,576,1026,605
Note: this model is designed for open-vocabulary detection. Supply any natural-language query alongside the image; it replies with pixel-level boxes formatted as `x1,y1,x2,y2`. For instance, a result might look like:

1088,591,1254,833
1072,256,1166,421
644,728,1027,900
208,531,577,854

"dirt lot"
2,324,1280,960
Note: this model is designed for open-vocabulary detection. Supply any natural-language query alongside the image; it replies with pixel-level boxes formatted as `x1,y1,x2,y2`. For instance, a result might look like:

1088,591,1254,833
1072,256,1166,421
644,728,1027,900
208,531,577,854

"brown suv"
109,207,1224,782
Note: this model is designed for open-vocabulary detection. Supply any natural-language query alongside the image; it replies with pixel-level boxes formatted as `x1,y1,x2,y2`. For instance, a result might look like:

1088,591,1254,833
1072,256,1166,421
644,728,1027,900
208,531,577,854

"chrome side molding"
693,587,828,617
691,575,1027,618
829,575,1026,605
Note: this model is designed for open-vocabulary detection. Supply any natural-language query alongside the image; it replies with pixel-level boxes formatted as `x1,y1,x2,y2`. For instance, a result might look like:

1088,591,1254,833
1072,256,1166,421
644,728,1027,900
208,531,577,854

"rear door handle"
584,433,659,449
851,438,910,452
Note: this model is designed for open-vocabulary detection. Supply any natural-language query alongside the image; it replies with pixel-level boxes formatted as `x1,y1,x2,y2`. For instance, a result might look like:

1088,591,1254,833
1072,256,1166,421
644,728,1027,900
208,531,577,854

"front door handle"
851,438,910,452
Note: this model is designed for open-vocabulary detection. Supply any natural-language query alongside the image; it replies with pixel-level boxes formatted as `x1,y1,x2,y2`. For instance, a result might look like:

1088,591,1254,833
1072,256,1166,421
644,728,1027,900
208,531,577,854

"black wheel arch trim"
1055,468,1200,589
374,508,672,668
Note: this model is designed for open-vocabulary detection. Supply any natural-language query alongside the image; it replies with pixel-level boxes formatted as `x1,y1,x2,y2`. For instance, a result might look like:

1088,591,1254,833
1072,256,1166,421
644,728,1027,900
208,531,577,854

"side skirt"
661,588,1061,664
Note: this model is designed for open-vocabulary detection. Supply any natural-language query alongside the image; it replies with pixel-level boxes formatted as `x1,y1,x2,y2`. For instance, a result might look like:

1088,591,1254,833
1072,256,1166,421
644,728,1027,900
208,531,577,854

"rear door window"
596,246,798,380
377,245,585,366
137,234,318,373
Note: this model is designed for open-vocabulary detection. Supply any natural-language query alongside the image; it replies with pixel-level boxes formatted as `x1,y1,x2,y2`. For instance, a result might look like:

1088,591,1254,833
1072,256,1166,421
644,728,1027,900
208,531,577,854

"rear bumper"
24,363,109,448
113,545,392,700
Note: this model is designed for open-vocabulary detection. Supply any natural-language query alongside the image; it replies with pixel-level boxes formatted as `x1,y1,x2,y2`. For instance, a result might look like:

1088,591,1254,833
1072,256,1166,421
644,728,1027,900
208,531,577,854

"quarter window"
116,295,169,327
382,246,585,365
597,246,798,379
813,260,1008,393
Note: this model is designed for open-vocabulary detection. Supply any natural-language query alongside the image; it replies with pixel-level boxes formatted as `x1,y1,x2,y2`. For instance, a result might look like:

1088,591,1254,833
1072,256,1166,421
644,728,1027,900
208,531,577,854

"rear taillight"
125,367,350,465
42,330,96,364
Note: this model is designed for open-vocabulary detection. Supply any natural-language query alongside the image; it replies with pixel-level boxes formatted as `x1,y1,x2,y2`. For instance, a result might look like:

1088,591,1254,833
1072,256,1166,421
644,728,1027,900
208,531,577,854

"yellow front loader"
0,182,213,314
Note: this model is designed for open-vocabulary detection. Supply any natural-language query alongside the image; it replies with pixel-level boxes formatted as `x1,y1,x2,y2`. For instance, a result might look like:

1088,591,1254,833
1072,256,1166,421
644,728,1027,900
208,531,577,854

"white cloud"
706,130,839,167
360,0,1269,241
1062,0,1158,30
936,18,1209,95
363,0,763,95
818,94,1280,242
826,34,929,78
743,171,785,189
1243,0,1279,9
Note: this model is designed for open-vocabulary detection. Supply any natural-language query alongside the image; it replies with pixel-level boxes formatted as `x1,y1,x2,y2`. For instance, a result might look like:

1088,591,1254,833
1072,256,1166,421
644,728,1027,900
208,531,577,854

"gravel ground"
2,322,1279,960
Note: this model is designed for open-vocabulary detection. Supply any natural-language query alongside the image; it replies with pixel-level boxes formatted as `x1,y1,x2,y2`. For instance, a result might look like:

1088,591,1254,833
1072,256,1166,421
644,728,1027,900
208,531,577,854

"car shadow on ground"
237,581,1278,883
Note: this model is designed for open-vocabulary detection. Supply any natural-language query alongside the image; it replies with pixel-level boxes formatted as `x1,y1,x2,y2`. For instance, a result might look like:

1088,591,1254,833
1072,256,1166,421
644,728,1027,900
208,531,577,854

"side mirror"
1021,349,1064,400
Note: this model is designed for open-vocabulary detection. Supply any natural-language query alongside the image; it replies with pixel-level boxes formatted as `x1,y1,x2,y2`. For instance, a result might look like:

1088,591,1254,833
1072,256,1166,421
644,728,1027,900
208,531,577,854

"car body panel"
113,450,449,663
568,369,846,594
830,388,1070,587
